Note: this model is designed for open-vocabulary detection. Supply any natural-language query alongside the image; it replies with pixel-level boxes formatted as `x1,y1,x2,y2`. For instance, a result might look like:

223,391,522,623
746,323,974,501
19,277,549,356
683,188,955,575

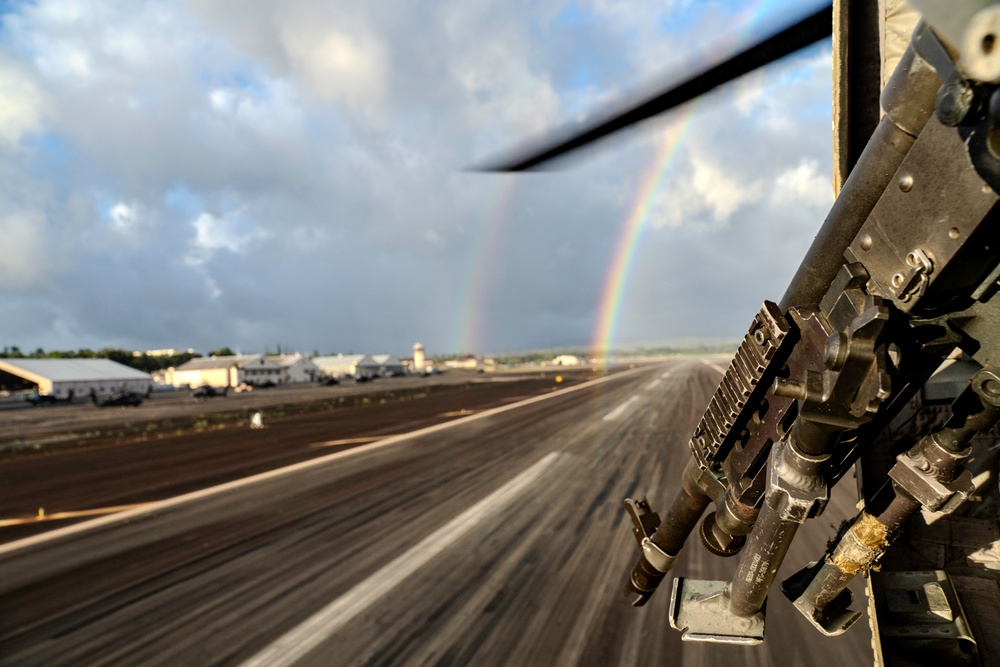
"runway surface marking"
603,395,641,422
310,436,397,448
604,367,681,422
239,451,565,667
0,503,151,527
700,359,727,375
0,364,649,556
439,409,480,417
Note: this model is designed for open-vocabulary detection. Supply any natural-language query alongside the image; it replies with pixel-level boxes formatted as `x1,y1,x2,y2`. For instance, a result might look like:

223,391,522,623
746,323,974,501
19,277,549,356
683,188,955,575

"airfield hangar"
371,354,404,377
312,354,380,379
0,358,154,399
166,354,320,388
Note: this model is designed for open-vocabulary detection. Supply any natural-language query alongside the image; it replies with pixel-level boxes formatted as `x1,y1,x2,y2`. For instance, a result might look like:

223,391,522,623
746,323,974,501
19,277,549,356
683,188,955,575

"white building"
444,357,484,370
413,343,426,372
552,355,582,366
268,354,320,383
0,358,154,399
168,354,283,388
312,354,380,379
372,354,404,377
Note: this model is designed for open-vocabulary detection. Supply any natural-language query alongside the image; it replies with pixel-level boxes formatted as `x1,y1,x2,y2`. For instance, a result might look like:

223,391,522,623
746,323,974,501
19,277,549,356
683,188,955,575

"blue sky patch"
552,2,597,29
24,132,68,166
165,185,204,218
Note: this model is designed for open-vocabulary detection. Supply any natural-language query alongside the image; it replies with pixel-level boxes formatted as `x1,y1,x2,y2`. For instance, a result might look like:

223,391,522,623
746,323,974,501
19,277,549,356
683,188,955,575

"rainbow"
590,0,798,366
456,2,799,360
591,106,698,365
454,175,516,355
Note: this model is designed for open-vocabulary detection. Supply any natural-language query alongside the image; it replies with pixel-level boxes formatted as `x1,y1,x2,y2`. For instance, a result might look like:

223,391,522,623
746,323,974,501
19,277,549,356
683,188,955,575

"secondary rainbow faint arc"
455,175,516,355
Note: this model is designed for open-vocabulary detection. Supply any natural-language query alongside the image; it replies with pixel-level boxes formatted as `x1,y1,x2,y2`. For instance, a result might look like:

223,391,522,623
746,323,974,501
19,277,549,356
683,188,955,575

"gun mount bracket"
889,445,975,513
668,578,765,645
781,560,864,636
869,570,977,665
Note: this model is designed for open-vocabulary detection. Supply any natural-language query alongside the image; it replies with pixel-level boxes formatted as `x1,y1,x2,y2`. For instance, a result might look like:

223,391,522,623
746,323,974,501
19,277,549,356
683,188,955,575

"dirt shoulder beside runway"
0,366,610,543
0,369,597,457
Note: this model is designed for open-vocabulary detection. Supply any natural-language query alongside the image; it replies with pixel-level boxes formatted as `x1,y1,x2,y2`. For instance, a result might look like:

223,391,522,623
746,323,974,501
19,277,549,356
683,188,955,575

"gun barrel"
781,39,941,310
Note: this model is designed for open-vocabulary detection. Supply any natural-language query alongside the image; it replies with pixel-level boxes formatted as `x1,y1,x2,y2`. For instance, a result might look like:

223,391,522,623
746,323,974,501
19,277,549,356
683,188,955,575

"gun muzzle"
623,547,673,606
621,498,677,606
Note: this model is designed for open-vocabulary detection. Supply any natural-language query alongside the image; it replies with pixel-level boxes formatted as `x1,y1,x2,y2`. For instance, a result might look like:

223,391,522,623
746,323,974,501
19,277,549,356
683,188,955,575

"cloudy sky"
0,0,834,358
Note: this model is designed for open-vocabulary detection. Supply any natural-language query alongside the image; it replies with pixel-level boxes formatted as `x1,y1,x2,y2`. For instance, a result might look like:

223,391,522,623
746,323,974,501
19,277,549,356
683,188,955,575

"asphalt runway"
0,360,873,666
0,372,597,543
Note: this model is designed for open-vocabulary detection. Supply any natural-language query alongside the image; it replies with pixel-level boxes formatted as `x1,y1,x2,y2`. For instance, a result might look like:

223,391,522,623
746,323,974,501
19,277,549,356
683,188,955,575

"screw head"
936,77,974,127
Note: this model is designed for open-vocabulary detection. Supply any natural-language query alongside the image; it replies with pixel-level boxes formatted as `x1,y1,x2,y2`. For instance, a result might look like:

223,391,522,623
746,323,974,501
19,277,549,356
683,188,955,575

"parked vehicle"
251,380,276,389
93,391,143,408
27,392,59,406
192,385,228,399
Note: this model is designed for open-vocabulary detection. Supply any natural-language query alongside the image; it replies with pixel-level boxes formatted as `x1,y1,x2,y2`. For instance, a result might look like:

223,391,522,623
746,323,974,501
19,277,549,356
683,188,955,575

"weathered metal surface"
669,578,765,645
869,570,977,665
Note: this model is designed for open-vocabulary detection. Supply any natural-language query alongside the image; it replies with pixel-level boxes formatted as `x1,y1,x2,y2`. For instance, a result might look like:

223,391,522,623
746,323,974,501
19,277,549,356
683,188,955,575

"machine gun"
617,7,1000,657
481,1,1000,661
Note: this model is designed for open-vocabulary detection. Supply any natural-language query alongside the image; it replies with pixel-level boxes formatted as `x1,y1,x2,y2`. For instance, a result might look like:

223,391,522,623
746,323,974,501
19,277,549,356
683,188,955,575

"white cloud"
187,211,266,265
441,4,562,140
0,54,47,146
691,153,761,221
649,150,763,229
733,69,766,115
208,88,233,112
280,25,388,113
772,159,832,207
204,78,307,144
108,202,141,232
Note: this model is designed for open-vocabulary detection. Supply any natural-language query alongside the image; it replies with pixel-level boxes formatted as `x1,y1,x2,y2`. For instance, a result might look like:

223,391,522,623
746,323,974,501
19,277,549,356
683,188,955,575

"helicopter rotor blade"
477,4,832,172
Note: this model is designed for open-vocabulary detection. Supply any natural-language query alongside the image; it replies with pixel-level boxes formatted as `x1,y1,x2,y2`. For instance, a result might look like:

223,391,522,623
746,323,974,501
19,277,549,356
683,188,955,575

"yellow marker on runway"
0,503,150,527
